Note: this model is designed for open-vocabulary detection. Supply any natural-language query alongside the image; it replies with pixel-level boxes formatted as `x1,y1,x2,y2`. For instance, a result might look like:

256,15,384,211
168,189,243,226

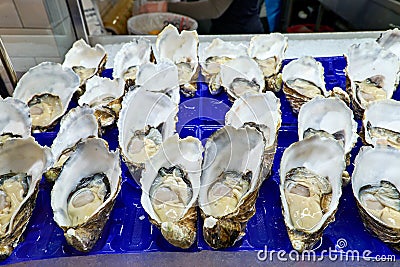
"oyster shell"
0,98,31,142
141,135,203,248
154,24,199,97
118,87,178,182
199,125,265,249
45,106,99,182
112,38,151,87
298,96,358,161
78,76,125,127
248,33,288,92
63,39,107,88
13,62,79,131
376,28,400,60
345,42,399,118
51,137,121,252
352,146,400,249
0,137,51,258
363,99,400,149
282,56,328,113
135,60,180,104
220,56,265,101
280,135,345,252
225,92,281,176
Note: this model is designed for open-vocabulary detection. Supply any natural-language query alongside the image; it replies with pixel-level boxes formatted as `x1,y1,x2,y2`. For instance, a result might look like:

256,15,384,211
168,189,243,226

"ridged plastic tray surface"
3,56,400,265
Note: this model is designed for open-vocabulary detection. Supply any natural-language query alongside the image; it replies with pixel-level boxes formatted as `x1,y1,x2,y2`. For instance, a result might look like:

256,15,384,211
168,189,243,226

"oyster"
363,99,400,149
0,137,51,258
141,135,203,248
135,60,180,104
352,146,400,249
225,92,281,176
63,39,107,89
282,56,328,113
118,87,178,182
0,98,31,143
345,42,399,118
248,33,288,92
45,106,99,182
78,76,125,127
298,96,358,162
199,38,248,94
112,38,151,88
154,24,199,97
376,28,400,60
51,137,121,252
280,135,345,252
199,125,266,249
220,56,264,101
13,62,79,131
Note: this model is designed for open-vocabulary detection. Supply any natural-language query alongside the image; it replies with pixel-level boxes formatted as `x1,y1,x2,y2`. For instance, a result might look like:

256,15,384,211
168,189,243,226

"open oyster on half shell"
63,39,107,91
0,98,31,143
248,33,288,92
280,135,345,252
345,42,400,118
352,146,400,250
45,106,99,182
154,24,199,97
51,137,121,252
199,125,265,249
0,137,51,259
13,62,79,131
141,135,203,249
118,87,178,183
362,99,400,149
78,76,125,128
225,92,281,176
282,56,328,113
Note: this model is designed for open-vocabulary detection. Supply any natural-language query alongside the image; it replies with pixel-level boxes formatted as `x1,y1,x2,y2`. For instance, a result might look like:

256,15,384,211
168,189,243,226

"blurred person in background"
265,0,281,32
168,0,264,34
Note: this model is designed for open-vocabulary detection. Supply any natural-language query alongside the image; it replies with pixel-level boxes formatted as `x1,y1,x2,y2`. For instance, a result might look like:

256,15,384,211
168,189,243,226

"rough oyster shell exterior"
0,98,31,141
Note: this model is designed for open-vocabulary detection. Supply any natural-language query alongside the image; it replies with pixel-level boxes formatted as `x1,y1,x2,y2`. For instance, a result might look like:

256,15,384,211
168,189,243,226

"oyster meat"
154,24,199,97
280,135,345,252
141,135,203,248
345,42,399,118
13,62,79,131
0,137,51,258
282,56,328,113
363,99,400,149
0,98,31,143
352,146,400,249
51,137,121,252
199,125,265,249
248,33,288,92
225,92,281,175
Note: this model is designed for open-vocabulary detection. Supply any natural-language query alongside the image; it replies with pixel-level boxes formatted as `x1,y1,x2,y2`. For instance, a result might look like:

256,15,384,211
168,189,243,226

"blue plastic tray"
3,56,400,265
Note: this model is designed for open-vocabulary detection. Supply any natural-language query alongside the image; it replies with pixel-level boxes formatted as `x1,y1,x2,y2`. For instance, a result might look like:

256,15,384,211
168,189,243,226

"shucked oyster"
155,24,199,97
45,106,99,182
0,98,31,143
118,87,178,182
280,135,345,252
63,39,107,89
363,99,400,149
282,56,328,113
352,146,400,249
225,92,281,176
199,125,265,249
78,76,125,127
248,33,288,92
345,42,399,118
13,62,79,131
0,137,51,258
112,38,151,87
51,138,121,252
141,135,203,248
